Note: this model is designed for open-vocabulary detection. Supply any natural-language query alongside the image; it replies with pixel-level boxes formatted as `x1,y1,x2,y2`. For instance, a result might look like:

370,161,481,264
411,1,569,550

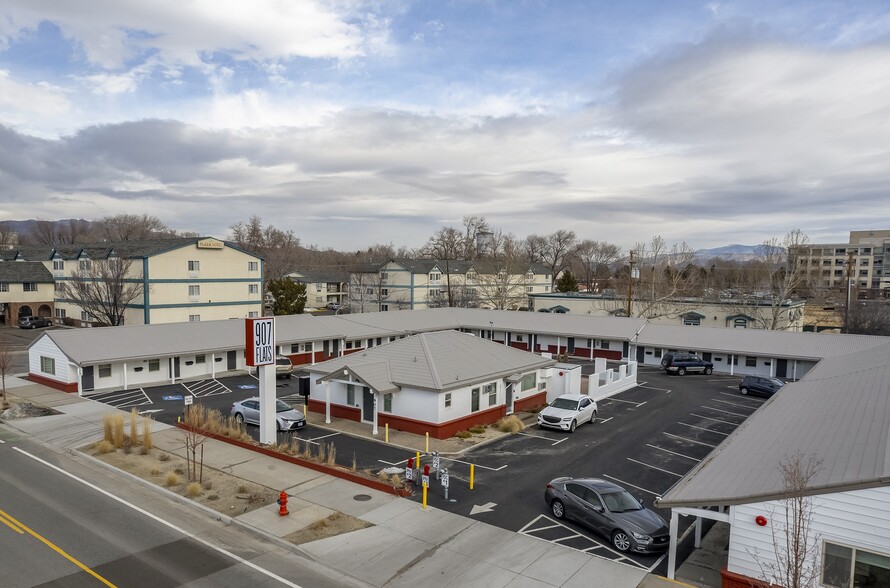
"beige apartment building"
2,237,263,326
794,230,890,299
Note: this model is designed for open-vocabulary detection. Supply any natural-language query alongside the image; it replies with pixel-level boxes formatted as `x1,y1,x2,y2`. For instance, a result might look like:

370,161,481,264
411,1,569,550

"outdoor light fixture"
755,515,768,527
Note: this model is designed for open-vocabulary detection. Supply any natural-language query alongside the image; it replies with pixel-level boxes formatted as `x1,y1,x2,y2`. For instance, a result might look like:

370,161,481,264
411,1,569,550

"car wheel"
704,367,713,375
677,367,686,376
740,387,749,395
612,530,631,552
551,499,566,519
590,410,597,424
234,413,244,424
569,420,576,433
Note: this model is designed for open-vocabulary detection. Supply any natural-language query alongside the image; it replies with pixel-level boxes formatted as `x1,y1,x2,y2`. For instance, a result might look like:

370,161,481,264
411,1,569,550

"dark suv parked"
18,316,51,329
660,352,713,376
739,375,784,398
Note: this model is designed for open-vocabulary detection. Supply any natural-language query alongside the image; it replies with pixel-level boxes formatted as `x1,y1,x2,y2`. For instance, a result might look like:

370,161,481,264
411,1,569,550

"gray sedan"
544,477,669,553
231,398,306,431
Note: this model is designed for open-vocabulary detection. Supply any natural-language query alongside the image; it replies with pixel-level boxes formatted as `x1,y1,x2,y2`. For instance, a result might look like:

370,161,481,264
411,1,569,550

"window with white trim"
98,364,111,378
485,382,497,406
444,392,452,408
40,356,55,375
733,318,748,328
248,311,258,318
53,260,64,271
249,284,259,294
520,372,536,391
248,261,258,271
383,393,392,413
189,314,201,322
79,259,91,271
0,282,8,292
188,260,200,271
189,285,200,296
745,356,757,367
195,354,206,364
822,541,890,587
471,387,480,412
429,271,441,284
55,308,66,318
81,311,93,322
683,315,701,326
23,282,37,292
148,359,160,372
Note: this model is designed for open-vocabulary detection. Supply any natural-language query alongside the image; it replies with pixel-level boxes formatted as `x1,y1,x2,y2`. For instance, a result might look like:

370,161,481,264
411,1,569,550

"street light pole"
626,251,637,317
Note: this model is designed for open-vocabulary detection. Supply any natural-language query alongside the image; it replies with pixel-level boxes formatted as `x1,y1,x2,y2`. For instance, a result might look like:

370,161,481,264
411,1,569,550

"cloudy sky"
1,1,889,251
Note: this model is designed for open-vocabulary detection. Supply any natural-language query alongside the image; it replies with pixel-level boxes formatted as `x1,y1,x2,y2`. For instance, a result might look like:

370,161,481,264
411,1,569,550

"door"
567,337,575,353
244,400,260,424
362,388,374,422
636,346,645,363
505,383,514,415
622,341,629,358
82,366,94,391
333,339,340,356
174,357,181,378
565,483,598,529
702,352,712,362
323,340,330,358
776,358,788,378
227,350,236,370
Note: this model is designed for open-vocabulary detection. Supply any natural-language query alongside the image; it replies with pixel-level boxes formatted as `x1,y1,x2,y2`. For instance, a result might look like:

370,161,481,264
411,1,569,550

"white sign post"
246,317,276,445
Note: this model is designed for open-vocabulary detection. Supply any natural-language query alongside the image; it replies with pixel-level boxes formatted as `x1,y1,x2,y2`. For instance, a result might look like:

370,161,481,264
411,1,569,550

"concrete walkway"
2,378,702,588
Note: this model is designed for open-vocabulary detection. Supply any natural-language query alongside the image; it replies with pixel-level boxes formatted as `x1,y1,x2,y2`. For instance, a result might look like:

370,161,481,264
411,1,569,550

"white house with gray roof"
304,330,557,439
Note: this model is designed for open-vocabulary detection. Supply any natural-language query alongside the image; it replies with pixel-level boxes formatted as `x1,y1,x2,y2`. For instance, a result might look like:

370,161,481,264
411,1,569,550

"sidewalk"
3,379,682,588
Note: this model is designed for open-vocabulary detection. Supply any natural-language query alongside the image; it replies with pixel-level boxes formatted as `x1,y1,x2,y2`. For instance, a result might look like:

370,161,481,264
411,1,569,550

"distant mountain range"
694,244,765,261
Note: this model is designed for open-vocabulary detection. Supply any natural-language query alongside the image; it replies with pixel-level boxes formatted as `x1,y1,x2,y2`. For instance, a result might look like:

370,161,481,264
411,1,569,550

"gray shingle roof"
0,261,54,283
308,330,556,392
658,341,890,507
4,238,261,262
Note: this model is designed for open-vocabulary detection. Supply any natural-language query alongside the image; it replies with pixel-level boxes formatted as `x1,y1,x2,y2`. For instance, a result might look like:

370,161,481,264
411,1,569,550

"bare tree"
473,234,530,310
181,406,210,483
96,214,170,241
229,216,301,283
0,344,13,409
752,452,823,588
30,218,60,245
0,223,17,249
420,226,467,307
527,230,578,287
348,266,383,313
574,240,621,292
845,300,890,335
462,215,491,259
57,257,144,326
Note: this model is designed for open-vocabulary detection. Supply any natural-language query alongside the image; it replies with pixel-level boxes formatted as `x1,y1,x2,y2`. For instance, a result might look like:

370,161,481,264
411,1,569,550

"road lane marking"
663,432,717,448
678,423,729,436
690,413,741,426
377,457,508,472
701,406,750,418
0,511,24,533
626,458,684,478
13,447,304,588
645,444,701,462
601,474,662,497
0,507,117,587
308,432,340,442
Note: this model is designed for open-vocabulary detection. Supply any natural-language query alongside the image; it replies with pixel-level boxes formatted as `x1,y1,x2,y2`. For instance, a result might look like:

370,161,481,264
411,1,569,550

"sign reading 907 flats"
245,317,275,367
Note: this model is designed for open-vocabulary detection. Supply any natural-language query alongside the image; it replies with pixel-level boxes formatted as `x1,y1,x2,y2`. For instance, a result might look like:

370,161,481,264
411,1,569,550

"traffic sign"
422,474,430,487
441,471,449,488
432,452,440,469
184,395,194,405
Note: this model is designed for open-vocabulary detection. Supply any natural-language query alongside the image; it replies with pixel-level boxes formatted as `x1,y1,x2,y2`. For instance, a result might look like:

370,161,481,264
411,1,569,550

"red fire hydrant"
277,490,289,516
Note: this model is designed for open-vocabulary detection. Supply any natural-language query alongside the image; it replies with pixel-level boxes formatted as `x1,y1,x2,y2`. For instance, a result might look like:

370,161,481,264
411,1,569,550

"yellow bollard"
470,464,475,490
303,404,307,417
425,432,429,453
385,423,389,443
422,483,428,509
416,451,421,468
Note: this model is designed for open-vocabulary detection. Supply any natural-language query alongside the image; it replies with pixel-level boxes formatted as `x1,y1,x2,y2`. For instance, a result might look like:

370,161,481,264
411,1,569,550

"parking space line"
719,391,764,403
646,444,701,462
604,398,647,406
596,417,613,424
701,406,750,418
637,384,672,393
664,432,717,448
518,514,647,569
445,456,508,471
601,474,662,497
626,458,684,478
553,533,584,543
309,432,340,442
678,422,729,436
690,413,741,426
518,431,568,446
711,398,756,410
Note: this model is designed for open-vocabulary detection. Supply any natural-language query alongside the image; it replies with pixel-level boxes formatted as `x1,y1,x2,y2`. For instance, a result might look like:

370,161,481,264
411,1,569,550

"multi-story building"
0,261,55,326
284,269,349,309
794,230,890,299
349,259,553,312
1,237,263,326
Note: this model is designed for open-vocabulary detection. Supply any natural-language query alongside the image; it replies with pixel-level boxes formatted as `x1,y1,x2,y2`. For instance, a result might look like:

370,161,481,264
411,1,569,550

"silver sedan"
231,397,306,431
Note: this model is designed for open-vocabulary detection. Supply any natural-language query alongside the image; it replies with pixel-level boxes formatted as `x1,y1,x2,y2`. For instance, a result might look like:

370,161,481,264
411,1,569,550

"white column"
694,515,703,548
793,360,798,381
210,353,216,378
372,391,379,435
770,359,776,377
123,362,128,390
667,510,680,580
258,364,276,445
169,357,175,383
76,365,83,397
325,381,331,424
557,336,561,355
730,355,735,376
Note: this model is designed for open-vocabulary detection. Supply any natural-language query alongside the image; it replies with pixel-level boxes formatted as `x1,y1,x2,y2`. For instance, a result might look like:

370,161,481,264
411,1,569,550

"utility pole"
626,251,637,317
844,250,853,333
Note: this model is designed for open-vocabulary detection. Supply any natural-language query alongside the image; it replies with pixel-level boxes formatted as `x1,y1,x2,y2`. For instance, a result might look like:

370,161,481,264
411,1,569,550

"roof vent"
413,356,417,362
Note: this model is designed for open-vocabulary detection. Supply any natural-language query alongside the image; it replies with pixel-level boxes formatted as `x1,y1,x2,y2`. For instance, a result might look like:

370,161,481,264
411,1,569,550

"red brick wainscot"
720,569,780,588
26,372,79,393
175,423,411,497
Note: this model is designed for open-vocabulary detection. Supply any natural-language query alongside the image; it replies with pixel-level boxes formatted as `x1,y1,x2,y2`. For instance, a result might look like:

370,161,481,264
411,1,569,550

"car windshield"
550,398,580,410
275,400,294,413
602,490,642,513
769,378,785,387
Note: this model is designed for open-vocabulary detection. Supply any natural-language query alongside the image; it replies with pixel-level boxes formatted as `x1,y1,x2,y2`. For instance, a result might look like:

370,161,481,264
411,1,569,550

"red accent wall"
343,348,363,356
509,342,529,351
721,569,776,588
569,347,622,361
284,352,313,367
308,399,361,421
514,391,546,412
26,373,79,393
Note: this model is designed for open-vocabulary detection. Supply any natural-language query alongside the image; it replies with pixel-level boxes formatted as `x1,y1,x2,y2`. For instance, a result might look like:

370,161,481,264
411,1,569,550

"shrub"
316,442,327,464
110,414,125,448
325,442,337,466
469,425,486,434
150,467,161,475
496,415,525,433
454,430,473,439
237,485,249,494
165,472,180,487
207,494,219,501
95,440,114,454
142,416,153,449
158,452,170,462
102,413,114,443
202,480,213,490
186,482,202,497
139,445,149,455
129,408,139,443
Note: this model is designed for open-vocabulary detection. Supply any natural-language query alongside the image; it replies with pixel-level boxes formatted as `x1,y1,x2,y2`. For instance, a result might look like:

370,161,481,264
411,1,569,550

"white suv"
537,394,598,433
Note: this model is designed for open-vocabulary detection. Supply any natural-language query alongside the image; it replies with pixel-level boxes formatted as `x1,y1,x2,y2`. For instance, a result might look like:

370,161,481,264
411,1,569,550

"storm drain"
353,494,372,502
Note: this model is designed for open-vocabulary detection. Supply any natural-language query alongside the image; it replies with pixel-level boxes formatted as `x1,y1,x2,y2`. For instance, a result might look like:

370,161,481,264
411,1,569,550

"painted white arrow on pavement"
470,502,497,516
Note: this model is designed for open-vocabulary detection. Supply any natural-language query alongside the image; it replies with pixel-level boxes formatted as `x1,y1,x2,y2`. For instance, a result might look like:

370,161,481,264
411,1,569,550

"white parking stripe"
664,432,717,448
690,413,741,426
626,458,684,478
719,391,764,403
605,398,647,406
637,384,672,393
701,406,750,418
678,422,729,436
646,444,701,462
518,514,645,568
596,417,613,424
601,474,662,497
711,398,756,410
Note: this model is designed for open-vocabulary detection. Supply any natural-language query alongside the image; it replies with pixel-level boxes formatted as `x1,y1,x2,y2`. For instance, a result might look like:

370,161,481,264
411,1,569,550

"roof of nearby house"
2,238,261,262
286,269,350,284
309,329,556,392
0,261,54,283
381,259,550,276
658,340,890,507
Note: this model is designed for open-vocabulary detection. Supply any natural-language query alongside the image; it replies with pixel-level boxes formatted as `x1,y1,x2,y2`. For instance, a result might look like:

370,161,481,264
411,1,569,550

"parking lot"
86,362,767,575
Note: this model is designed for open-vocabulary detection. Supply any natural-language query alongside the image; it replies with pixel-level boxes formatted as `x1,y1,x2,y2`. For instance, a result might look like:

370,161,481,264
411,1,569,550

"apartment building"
1,237,263,326
285,269,349,309
350,259,552,312
0,261,55,326
794,230,890,299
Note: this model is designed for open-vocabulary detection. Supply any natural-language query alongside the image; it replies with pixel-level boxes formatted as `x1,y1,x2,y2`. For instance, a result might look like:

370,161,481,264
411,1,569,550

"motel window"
53,260,64,271
79,259,91,271
526,286,533,292
23,282,37,292
347,384,356,406
249,284,259,294
0,282,8,292
444,392,452,408
683,316,701,326
248,261,258,272
381,288,389,296
98,364,112,378
55,308,66,319
40,356,55,375
188,260,200,271
148,359,160,372
471,387,480,412
601,340,610,350
730,355,739,365
382,305,389,311
521,372,536,391
345,340,354,349
195,354,205,364
81,311,93,322
316,284,322,292
822,542,890,588
248,311,258,318
429,271,441,283
189,285,200,296
485,383,497,406
745,356,757,367
654,348,662,358
383,393,392,413
733,318,748,328
189,315,201,322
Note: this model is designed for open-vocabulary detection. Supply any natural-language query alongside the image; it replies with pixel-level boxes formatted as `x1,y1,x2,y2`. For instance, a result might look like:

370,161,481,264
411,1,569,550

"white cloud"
0,70,69,115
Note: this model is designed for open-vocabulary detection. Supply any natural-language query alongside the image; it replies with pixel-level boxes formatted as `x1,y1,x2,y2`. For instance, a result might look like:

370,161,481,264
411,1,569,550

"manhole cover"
354,494,372,502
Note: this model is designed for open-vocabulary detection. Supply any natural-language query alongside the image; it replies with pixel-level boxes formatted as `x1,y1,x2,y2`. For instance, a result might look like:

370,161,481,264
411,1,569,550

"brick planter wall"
720,568,778,588
26,372,79,393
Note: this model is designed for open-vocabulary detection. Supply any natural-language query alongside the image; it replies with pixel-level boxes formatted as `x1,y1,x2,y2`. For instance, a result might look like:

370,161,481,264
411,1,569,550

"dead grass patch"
283,512,373,545
495,414,525,433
